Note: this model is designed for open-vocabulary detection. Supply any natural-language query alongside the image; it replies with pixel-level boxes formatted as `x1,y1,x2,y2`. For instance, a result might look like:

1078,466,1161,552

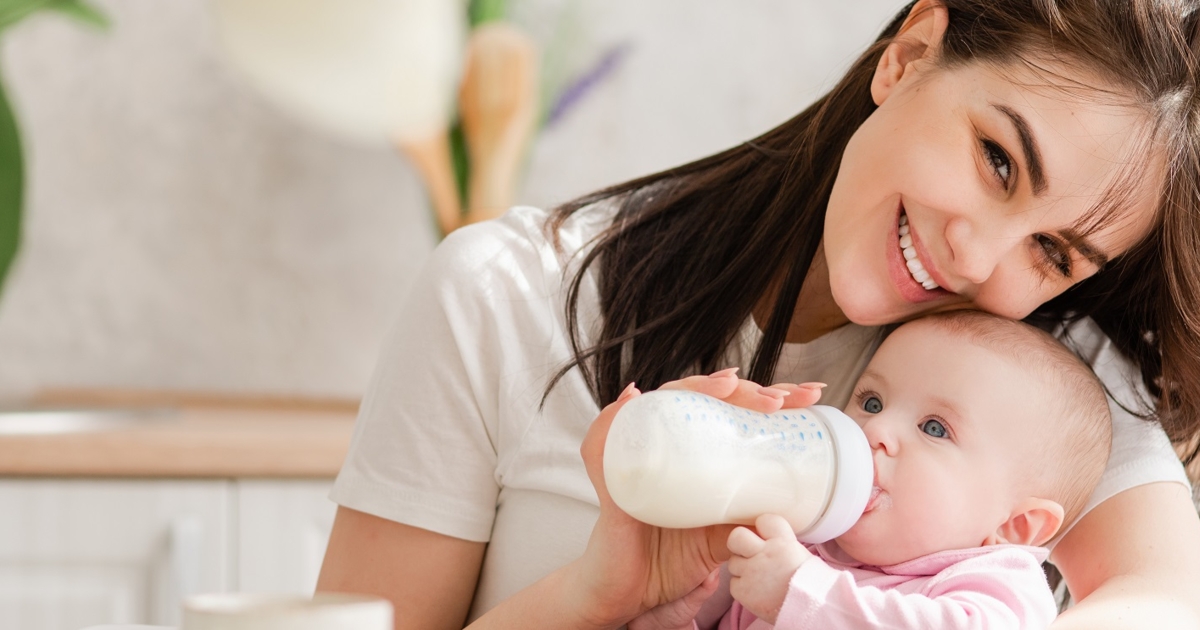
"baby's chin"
833,528,907,567
834,519,943,567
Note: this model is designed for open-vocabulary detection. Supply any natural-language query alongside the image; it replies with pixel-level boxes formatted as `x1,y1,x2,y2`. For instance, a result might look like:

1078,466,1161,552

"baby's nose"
862,420,899,457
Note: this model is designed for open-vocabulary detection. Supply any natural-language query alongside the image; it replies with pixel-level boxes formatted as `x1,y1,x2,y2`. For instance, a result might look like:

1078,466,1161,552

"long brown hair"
549,0,1200,473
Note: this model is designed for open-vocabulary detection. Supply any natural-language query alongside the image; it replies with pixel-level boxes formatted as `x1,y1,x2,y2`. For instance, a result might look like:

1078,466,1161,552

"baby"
634,310,1113,630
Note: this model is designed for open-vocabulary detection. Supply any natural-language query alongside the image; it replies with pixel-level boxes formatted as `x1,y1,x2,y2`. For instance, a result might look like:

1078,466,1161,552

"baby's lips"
865,485,883,513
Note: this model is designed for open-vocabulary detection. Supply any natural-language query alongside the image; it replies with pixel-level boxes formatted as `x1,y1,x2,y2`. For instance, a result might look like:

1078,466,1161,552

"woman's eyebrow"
990,104,1112,267
1062,229,1111,267
992,103,1047,196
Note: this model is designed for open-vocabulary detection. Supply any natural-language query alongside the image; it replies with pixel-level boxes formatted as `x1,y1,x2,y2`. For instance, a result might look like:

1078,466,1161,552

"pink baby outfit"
717,542,1056,630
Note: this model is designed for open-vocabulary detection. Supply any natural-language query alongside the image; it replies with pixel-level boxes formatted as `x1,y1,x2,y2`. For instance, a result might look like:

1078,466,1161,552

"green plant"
0,0,106,297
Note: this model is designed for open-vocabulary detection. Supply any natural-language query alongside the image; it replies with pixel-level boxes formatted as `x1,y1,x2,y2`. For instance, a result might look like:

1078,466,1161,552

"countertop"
0,389,358,477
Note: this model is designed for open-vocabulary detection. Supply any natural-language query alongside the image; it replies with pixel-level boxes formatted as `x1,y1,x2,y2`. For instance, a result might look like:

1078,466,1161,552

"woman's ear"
870,0,951,106
985,498,1066,548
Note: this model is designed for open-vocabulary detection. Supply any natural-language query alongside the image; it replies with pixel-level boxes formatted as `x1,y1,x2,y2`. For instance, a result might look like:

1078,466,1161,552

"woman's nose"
943,215,1015,285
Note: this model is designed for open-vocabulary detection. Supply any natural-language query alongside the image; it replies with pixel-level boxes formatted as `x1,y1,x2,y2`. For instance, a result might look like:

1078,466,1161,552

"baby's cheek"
885,493,949,544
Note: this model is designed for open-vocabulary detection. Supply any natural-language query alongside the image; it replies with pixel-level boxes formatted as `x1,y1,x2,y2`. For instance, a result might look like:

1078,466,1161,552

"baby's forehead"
893,316,1056,366
880,318,1069,412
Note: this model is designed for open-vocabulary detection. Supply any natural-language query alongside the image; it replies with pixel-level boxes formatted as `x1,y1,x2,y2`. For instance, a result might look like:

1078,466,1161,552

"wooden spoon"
458,22,539,226
398,131,462,237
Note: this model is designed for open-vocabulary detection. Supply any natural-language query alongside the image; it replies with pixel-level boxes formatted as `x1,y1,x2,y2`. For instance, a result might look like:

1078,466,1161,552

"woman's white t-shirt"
330,205,1190,622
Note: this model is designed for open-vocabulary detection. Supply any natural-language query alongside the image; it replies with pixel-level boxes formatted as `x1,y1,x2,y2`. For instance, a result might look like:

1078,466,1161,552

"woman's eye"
861,396,883,414
981,140,1012,188
920,419,948,438
1035,234,1072,277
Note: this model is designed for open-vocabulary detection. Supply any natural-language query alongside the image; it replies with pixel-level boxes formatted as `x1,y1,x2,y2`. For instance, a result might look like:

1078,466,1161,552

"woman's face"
823,57,1160,327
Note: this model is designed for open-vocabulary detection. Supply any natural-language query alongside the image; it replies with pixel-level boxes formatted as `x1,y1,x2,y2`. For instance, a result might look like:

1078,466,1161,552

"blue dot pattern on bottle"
672,392,827,453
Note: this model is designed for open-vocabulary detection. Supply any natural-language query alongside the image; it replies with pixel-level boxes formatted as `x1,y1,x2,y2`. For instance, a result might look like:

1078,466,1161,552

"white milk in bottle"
603,390,873,543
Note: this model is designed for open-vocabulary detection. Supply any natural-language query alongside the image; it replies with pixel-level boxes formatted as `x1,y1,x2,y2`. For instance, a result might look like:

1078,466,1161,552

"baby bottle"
603,390,873,543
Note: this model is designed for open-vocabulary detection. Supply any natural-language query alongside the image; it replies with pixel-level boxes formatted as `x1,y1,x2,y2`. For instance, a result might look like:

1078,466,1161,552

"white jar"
182,593,391,630
604,390,873,543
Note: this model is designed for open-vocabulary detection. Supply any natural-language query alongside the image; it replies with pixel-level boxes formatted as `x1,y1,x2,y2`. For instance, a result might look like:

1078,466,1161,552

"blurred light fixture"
211,0,465,144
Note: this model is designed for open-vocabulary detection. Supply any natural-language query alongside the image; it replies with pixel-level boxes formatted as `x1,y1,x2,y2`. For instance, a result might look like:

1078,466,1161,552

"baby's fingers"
754,514,796,541
726,525,766,557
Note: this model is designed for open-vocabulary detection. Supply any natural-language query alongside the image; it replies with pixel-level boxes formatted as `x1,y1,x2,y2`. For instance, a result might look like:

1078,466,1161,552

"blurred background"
0,1,907,628
0,0,904,401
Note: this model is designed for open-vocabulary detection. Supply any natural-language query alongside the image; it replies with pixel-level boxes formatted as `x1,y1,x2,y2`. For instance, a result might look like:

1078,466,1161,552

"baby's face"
833,321,1052,566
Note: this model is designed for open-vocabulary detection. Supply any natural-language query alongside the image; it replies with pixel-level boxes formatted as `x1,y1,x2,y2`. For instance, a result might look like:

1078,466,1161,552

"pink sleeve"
772,551,1057,630
716,602,767,630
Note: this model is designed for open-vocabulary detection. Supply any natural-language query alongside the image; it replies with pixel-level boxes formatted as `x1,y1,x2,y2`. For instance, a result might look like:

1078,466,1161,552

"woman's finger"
775,382,826,409
659,371,742,399
661,372,787,413
580,382,642,507
727,525,766,557
754,514,795,541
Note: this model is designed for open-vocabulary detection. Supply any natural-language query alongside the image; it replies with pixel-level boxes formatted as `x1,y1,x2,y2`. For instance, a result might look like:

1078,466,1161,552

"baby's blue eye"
862,396,883,414
920,419,948,438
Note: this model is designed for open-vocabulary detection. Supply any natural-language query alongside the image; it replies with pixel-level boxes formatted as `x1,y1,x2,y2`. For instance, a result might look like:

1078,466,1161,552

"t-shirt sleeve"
1050,319,1191,547
329,219,521,543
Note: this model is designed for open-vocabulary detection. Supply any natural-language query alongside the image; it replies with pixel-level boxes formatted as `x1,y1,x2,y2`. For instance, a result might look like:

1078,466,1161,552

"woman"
317,1,1200,628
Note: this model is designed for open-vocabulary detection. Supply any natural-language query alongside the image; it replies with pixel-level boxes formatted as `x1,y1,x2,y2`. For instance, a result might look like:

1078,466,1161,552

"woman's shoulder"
1048,317,1191,537
408,203,615,346
432,204,616,282
1052,318,1156,413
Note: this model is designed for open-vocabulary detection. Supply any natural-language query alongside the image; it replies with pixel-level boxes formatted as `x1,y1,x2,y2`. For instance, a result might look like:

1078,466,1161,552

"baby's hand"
627,569,719,630
726,514,812,625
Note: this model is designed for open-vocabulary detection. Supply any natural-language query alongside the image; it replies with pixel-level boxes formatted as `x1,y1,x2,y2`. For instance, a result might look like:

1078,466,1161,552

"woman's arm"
316,506,487,630
464,376,822,629
1049,481,1200,629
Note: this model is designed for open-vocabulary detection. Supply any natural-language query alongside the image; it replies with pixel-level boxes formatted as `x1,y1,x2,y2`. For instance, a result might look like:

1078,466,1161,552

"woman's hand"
568,369,825,628
627,568,719,630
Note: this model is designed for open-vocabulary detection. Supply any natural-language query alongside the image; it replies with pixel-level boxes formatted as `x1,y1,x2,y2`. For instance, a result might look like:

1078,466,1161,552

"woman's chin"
832,293,906,328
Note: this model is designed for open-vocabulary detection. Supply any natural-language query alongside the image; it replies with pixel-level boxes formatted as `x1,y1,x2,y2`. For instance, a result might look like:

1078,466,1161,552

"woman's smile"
822,58,1156,329
888,204,952,304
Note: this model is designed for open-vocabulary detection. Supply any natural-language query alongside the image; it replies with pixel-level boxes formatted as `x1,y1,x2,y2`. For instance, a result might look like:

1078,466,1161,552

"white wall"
0,0,906,400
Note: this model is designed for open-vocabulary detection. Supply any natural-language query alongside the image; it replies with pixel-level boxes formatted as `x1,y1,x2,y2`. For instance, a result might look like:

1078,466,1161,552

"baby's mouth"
899,212,940,291
865,485,884,513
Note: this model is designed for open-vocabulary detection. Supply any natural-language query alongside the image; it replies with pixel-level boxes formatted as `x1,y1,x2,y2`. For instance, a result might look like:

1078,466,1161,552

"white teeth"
899,213,940,291
907,259,931,283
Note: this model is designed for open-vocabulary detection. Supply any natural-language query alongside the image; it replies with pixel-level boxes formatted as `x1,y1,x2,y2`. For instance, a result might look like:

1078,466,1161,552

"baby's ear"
986,498,1065,548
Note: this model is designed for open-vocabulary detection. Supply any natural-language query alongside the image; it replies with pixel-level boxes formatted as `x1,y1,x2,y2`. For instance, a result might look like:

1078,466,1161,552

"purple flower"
545,41,633,127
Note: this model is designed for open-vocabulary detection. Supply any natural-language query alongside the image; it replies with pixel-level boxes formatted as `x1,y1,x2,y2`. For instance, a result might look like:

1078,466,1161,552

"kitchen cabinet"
235,480,336,595
0,478,335,630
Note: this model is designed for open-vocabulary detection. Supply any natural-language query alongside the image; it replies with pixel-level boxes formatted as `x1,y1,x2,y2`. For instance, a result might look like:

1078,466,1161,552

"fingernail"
798,382,828,390
757,386,790,399
769,383,800,392
617,382,640,402
709,367,740,379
